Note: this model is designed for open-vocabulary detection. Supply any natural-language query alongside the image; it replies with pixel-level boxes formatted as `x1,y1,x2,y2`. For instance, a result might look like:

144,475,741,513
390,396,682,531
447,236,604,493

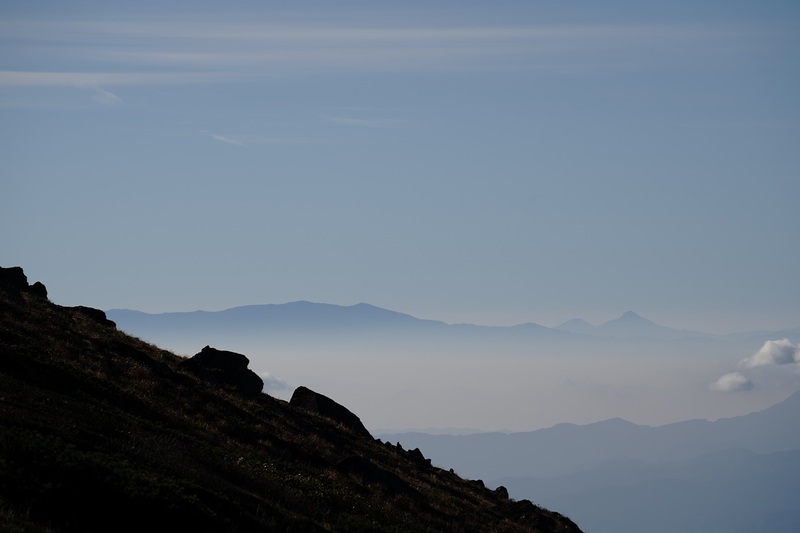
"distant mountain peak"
557,313,662,336
588,311,686,339
600,310,659,327
617,310,651,322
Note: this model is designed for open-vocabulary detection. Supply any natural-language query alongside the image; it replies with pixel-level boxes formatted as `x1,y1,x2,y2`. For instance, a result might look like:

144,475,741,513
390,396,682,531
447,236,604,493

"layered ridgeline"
0,267,582,533
383,394,800,533
108,304,800,349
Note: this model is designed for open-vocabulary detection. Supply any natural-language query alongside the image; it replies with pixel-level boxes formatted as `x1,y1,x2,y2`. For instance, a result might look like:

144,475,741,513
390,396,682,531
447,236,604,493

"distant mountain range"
107,302,800,350
109,302,447,336
556,310,706,339
380,391,800,479
381,392,800,533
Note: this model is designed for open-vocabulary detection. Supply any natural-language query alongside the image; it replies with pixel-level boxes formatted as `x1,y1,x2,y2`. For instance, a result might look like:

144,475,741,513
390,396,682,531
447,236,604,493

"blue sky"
2,1,799,334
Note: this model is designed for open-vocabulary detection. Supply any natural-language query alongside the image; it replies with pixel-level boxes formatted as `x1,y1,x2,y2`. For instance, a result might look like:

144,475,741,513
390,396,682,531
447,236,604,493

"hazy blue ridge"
380,391,800,480
381,393,800,533
107,302,582,348
107,304,798,347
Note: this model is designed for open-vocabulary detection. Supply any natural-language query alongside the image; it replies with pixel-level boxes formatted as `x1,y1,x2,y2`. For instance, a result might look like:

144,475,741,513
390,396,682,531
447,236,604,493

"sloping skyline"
2,1,799,335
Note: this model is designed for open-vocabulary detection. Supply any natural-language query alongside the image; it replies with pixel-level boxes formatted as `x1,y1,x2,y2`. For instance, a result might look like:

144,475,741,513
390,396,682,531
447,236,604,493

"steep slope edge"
0,266,582,533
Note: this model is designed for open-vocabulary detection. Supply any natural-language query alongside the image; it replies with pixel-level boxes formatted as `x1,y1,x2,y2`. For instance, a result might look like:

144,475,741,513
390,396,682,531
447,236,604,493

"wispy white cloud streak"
93,87,123,106
0,70,231,87
0,17,747,89
209,133,249,147
326,116,405,127
207,133,316,147
1,19,729,45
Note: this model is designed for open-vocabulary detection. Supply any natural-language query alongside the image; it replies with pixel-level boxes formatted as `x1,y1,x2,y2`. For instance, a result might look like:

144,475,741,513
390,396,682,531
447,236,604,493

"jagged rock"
0,266,47,298
1,267,111,328
0,266,28,291
408,447,431,466
494,485,509,499
182,346,264,398
29,281,48,299
72,306,116,328
290,386,372,439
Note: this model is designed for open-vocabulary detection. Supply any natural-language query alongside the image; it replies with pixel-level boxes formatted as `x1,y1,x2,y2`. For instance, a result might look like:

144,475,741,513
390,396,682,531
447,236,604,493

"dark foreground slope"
0,267,581,533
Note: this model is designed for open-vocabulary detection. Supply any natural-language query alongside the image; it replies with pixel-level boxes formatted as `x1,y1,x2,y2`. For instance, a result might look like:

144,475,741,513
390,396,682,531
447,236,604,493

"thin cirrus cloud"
1,18,721,47
0,70,231,88
207,133,316,147
0,17,745,87
93,87,123,106
208,134,249,147
0,70,234,109
326,116,406,127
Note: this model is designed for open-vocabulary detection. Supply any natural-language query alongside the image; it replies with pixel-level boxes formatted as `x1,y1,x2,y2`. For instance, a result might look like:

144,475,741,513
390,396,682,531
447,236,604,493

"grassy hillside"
0,268,582,532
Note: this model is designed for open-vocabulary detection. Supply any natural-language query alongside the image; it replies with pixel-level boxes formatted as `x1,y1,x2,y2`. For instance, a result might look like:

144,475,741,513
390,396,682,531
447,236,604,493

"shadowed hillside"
0,266,582,532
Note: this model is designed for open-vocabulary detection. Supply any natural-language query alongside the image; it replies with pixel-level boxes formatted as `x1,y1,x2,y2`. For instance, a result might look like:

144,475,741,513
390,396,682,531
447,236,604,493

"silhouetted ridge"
72,305,117,328
0,265,583,532
0,266,48,299
0,266,114,327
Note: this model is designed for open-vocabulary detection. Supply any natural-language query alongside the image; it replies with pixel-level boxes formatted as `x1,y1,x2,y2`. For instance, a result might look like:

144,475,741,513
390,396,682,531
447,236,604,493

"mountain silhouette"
0,266,583,532
107,302,581,356
383,393,800,533
383,391,800,479
554,318,596,335
557,311,708,340
110,301,447,333
597,310,680,338
107,304,773,350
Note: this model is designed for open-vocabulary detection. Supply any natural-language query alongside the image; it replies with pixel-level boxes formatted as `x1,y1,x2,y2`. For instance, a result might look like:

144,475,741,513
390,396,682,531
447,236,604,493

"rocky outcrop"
407,447,432,466
0,266,48,299
72,306,116,328
182,346,264,398
1,266,117,329
290,386,372,439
